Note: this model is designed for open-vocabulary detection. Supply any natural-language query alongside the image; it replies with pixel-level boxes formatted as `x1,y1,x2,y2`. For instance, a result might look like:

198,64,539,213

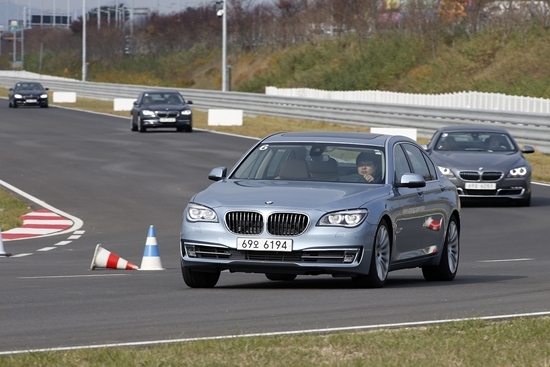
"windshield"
142,92,184,105
434,132,516,152
231,143,385,183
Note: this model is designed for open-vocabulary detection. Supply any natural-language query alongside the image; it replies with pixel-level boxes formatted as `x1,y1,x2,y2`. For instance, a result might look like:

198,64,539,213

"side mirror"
522,145,535,154
208,167,227,181
187,100,193,104
395,173,426,188
45,88,49,91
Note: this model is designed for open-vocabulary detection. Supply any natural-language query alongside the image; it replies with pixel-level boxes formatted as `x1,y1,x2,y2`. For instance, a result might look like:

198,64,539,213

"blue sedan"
180,131,460,288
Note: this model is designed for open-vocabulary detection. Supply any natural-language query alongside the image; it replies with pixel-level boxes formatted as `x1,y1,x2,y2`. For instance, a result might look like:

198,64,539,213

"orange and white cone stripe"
90,244,138,270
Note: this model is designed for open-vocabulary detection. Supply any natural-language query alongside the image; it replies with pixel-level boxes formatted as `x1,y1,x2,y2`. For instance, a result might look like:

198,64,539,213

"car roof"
141,90,180,94
260,131,413,146
437,125,511,134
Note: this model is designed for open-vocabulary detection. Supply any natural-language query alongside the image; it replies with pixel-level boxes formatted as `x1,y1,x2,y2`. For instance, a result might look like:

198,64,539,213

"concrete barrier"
208,109,243,126
114,98,136,111
53,91,77,103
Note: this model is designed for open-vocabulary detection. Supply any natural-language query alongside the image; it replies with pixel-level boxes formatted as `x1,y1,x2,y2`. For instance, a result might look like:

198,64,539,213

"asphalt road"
1,103,549,353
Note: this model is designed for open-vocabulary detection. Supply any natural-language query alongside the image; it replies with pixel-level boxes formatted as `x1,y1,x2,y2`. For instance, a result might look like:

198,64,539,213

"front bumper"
181,240,370,276
13,97,48,107
141,117,192,128
451,177,530,200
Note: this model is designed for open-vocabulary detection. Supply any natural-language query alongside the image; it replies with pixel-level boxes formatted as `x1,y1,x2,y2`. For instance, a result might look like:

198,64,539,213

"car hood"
15,89,46,95
192,180,388,211
430,151,528,170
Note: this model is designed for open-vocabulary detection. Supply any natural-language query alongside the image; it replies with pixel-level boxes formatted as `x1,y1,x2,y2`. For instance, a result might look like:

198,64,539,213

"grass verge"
1,317,550,366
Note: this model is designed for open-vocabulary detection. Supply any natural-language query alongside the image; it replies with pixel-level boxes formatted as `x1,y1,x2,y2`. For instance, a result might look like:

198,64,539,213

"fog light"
343,253,356,263
186,245,197,257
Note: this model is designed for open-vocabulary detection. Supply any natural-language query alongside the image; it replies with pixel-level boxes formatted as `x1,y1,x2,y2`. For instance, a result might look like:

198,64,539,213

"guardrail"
1,72,549,153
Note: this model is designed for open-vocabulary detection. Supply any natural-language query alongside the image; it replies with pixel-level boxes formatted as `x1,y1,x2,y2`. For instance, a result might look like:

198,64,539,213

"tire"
131,118,138,131
138,119,146,133
186,126,193,133
517,193,531,207
40,104,49,108
13,102,18,108
8,101,12,108
422,215,459,281
265,273,297,281
182,266,220,288
352,220,391,288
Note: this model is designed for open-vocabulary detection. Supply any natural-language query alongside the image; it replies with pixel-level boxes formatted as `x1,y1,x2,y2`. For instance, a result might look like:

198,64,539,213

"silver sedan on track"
180,131,461,288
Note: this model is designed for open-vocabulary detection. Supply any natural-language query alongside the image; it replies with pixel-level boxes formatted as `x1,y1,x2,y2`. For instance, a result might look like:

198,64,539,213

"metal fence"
1,71,549,153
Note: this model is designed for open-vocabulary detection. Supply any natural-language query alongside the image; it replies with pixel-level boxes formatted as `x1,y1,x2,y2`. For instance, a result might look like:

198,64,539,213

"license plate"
26,99,37,103
465,182,496,190
237,238,293,252
159,117,176,123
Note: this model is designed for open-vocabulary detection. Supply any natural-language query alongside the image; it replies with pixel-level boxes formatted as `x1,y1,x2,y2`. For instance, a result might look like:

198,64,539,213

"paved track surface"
1,103,549,353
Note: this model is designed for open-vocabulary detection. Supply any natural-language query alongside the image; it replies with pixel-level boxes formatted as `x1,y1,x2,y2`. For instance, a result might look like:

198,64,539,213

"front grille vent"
481,172,503,181
267,213,309,236
225,211,263,235
459,171,480,181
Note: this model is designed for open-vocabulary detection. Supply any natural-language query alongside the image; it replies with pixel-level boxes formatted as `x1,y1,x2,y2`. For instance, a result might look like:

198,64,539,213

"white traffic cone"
90,244,139,270
140,225,164,270
0,229,12,257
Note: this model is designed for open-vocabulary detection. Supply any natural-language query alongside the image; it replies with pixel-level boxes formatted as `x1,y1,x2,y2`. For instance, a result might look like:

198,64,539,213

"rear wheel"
182,266,220,288
352,220,391,288
422,215,459,281
265,273,297,281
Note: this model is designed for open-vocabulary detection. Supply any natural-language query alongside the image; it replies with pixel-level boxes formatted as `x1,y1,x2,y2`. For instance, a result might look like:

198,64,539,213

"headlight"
438,166,455,179
14,94,22,98
318,209,368,227
507,166,528,178
142,110,155,117
40,94,48,98
186,203,218,222
180,110,192,115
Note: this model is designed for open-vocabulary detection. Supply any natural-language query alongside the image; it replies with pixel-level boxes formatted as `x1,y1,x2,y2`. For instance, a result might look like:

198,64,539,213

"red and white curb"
2,209,74,241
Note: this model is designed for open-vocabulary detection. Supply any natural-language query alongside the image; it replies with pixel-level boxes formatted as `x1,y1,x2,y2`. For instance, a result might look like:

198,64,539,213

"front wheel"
422,215,459,281
138,119,146,133
131,117,138,131
352,220,391,288
182,266,220,288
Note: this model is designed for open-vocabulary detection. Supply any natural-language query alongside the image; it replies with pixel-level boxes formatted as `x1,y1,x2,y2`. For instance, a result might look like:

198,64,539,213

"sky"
0,0,214,31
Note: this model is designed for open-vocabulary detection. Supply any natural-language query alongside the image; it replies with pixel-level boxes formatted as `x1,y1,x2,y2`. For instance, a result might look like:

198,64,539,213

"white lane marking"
1,311,549,356
9,253,33,257
20,274,129,279
73,230,85,235
67,235,81,240
478,258,534,263
37,247,57,252
55,241,72,246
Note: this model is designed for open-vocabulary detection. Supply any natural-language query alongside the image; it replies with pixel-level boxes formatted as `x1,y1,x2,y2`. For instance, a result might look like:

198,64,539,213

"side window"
393,144,411,182
402,144,433,181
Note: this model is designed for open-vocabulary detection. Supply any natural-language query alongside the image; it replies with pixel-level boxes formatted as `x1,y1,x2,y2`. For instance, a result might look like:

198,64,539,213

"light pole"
217,0,227,92
82,0,87,81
